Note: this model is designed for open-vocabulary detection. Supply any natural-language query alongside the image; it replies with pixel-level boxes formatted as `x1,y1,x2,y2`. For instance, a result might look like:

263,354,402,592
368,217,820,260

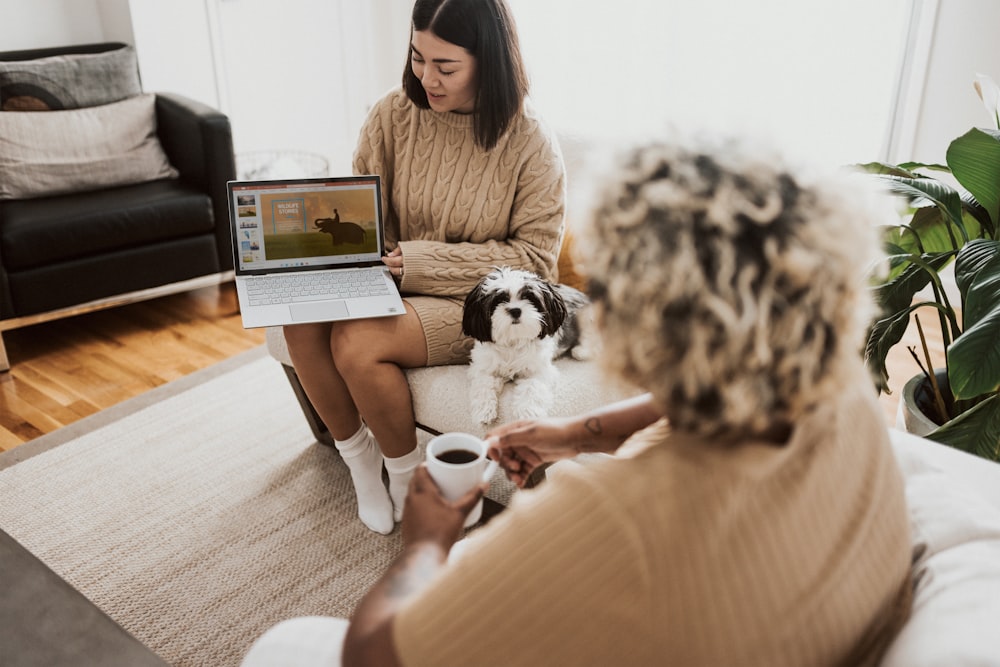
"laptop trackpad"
289,300,349,322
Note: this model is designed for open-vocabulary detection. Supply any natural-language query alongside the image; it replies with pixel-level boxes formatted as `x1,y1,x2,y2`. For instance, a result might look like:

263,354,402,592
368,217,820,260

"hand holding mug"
424,432,498,527
402,466,485,549
486,416,580,487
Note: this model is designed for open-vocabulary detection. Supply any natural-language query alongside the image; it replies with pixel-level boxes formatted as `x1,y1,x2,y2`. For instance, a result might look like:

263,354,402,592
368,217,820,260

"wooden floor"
0,282,943,453
0,283,265,452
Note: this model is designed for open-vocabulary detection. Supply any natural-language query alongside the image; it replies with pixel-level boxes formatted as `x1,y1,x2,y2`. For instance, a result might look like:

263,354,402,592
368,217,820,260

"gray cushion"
0,45,141,111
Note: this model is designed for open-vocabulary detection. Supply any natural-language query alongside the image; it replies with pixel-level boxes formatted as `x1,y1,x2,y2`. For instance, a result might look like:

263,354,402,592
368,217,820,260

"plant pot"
897,369,950,436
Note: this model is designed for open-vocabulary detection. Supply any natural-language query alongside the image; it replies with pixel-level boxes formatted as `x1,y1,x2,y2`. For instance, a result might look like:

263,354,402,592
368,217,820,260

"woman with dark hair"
282,0,565,535
404,0,528,150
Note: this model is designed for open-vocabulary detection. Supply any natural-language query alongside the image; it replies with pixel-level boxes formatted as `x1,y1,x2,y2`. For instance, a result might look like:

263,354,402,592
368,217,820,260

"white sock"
334,425,393,535
384,447,422,522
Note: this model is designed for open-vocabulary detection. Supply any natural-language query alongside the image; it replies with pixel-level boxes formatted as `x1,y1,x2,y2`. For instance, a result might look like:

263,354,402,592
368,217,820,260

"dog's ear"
538,281,568,338
462,280,494,342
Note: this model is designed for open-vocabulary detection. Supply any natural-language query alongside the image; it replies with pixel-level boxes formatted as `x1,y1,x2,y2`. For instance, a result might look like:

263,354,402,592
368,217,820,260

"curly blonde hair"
580,135,890,437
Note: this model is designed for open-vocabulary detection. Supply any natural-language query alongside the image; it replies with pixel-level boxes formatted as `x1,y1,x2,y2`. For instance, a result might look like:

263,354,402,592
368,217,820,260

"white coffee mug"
425,432,498,527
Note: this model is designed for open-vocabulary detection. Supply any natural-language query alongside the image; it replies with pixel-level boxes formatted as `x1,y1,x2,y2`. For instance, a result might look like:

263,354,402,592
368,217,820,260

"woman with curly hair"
244,134,914,666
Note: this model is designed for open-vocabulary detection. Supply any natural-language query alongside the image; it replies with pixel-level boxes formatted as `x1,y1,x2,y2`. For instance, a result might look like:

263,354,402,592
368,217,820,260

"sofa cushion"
0,44,141,111
6,234,222,318
0,180,214,271
882,430,1000,666
0,93,179,200
265,326,638,437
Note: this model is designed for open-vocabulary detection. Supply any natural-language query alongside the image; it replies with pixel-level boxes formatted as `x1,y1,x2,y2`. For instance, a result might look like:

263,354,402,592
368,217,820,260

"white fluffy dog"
462,267,591,424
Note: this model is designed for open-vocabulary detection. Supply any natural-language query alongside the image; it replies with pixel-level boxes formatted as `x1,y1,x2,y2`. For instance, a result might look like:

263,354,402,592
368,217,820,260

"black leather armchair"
0,43,236,370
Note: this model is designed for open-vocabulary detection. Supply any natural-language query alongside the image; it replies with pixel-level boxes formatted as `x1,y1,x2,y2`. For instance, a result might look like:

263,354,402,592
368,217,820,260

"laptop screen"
228,176,385,276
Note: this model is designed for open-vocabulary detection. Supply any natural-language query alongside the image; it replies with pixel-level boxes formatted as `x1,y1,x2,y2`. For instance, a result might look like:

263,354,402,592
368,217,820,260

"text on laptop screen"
230,177,384,273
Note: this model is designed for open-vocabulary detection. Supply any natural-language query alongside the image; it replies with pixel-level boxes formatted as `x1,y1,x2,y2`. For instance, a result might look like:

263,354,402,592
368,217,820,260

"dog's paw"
471,400,499,425
510,401,548,421
509,384,551,421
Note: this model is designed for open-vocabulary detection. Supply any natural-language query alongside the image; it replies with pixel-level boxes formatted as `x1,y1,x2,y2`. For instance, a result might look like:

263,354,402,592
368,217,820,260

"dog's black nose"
508,307,521,320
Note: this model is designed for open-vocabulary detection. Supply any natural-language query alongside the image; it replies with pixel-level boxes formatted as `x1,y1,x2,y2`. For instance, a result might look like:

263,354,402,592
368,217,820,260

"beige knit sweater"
394,366,913,666
352,88,566,365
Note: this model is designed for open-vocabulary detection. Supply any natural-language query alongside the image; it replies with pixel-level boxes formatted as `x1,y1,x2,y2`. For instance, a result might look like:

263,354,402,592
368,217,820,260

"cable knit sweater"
395,368,913,665
352,87,567,365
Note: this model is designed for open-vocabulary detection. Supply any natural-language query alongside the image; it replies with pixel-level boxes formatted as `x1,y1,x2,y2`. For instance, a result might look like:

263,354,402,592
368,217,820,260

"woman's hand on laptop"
383,247,405,280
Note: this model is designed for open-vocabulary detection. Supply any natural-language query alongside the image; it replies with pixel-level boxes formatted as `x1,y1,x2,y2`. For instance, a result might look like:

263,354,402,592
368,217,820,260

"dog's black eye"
520,290,543,312
489,292,510,311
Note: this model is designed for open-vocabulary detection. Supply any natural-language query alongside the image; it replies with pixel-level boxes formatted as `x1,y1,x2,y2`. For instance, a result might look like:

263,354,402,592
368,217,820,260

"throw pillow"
557,228,586,291
0,45,141,111
0,93,179,200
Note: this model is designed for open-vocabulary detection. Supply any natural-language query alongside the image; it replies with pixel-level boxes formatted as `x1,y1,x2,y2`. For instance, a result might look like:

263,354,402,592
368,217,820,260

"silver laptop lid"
227,175,386,277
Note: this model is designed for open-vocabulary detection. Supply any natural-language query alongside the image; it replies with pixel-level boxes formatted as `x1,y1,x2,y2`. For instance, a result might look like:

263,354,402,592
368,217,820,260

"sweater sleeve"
393,468,656,667
352,93,400,249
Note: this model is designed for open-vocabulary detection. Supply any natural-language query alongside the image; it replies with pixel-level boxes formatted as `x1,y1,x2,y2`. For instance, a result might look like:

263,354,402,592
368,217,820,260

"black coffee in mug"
436,449,479,465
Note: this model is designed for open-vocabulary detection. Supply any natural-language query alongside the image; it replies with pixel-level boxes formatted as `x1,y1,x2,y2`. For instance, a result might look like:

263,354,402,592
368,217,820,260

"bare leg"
330,305,428,520
283,321,396,534
282,306,428,528
328,304,428,457
283,321,362,441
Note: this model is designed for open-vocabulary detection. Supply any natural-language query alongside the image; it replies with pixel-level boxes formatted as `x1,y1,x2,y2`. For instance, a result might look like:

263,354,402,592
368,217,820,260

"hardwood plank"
0,427,23,452
0,283,264,449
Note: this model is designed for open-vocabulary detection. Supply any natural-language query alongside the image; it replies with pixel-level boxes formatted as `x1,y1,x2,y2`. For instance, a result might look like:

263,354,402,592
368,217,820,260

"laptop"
227,175,405,329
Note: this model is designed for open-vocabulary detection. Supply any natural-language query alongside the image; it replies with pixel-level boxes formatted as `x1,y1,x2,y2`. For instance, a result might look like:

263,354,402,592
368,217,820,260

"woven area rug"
0,346,410,666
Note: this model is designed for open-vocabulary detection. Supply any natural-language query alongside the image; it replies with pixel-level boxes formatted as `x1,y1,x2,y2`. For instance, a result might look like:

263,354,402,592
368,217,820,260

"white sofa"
880,428,1000,666
267,328,1000,664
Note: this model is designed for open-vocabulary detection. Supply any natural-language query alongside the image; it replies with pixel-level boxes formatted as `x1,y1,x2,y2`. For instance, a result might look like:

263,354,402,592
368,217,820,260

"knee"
329,323,379,374
283,323,326,353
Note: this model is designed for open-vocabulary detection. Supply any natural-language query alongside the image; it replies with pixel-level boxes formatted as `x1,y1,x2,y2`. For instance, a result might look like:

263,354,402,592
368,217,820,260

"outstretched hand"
402,465,485,549
485,417,579,488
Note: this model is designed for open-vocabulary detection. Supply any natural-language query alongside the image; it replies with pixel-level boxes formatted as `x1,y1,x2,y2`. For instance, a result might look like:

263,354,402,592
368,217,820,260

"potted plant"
861,76,1000,462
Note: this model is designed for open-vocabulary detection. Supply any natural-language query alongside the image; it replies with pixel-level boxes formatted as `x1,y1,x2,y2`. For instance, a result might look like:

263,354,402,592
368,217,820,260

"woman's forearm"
342,541,447,667
574,393,662,454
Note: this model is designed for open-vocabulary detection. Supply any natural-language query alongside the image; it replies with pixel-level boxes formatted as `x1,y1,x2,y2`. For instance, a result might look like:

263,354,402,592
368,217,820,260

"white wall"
509,0,909,169
128,0,220,109
893,0,1000,164
7,0,1000,176
0,0,132,49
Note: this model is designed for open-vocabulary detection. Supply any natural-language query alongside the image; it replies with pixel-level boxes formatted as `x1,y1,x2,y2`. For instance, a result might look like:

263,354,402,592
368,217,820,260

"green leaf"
872,251,955,315
954,240,1000,323
864,306,919,392
877,175,968,242
959,189,994,238
890,206,964,256
926,393,1000,461
948,240,1000,399
857,161,949,177
898,161,951,174
856,162,921,178
948,307,1000,398
947,127,1000,229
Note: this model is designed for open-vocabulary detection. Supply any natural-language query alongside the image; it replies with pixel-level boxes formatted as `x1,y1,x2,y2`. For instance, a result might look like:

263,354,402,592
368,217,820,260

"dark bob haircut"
403,0,529,151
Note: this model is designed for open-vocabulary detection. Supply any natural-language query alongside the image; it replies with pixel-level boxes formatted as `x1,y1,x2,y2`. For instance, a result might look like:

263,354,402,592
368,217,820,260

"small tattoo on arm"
584,417,603,435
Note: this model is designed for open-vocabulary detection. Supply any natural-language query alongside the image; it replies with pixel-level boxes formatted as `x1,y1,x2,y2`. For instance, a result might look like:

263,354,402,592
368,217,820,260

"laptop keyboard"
247,270,391,305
